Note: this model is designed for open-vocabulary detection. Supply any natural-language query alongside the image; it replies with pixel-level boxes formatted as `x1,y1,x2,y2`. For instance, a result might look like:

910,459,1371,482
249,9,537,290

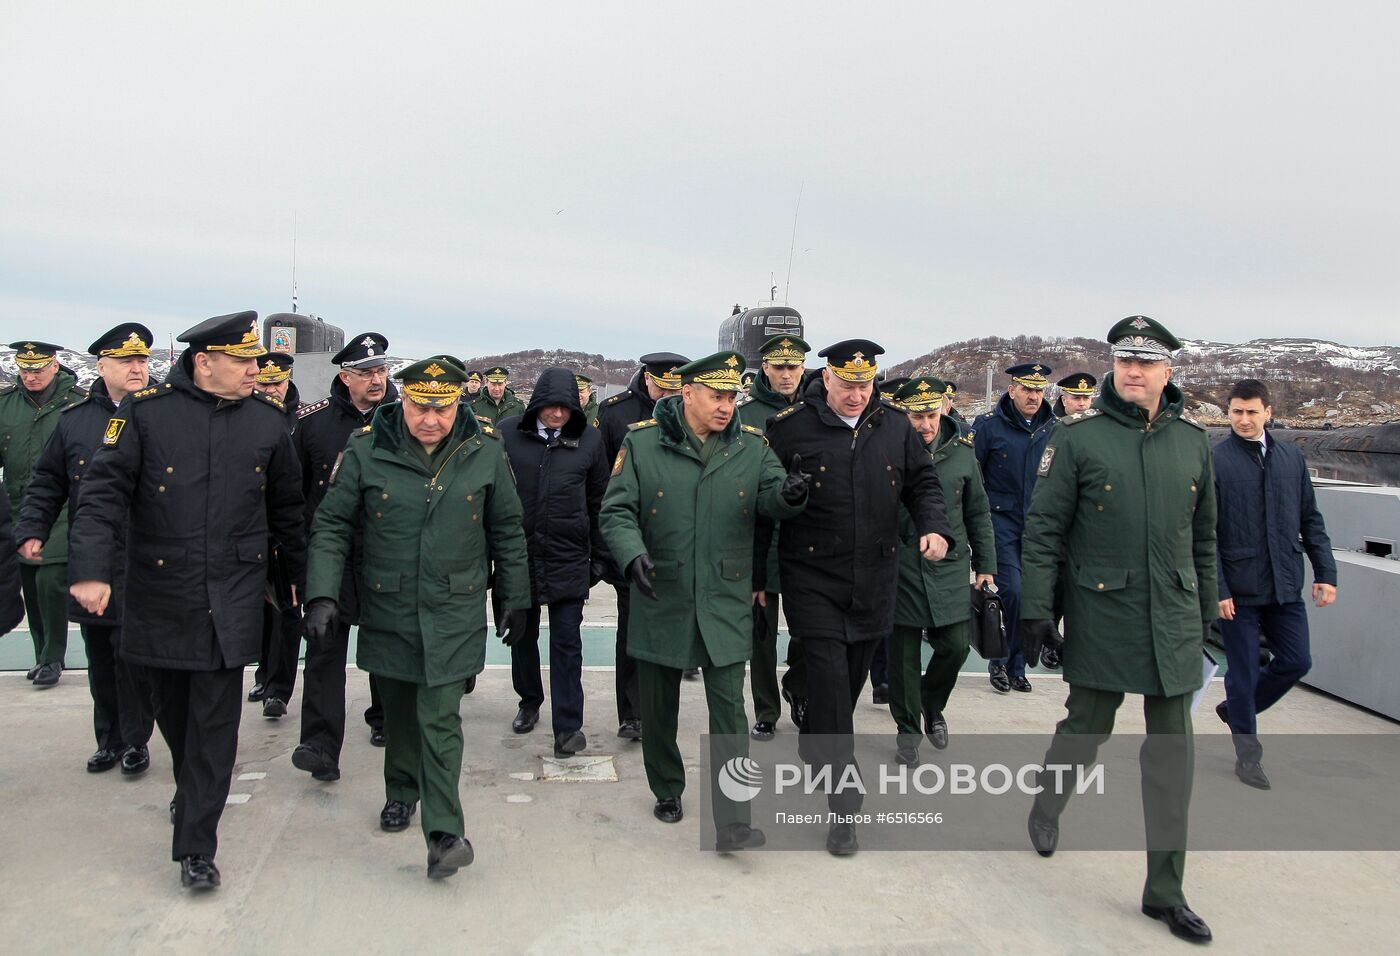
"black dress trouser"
80,623,154,752
148,665,243,860
798,634,879,815
300,619,383,763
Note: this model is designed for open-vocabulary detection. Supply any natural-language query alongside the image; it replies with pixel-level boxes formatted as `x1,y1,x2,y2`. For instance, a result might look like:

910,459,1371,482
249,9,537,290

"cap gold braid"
900,379,945,411
1011,364,1050,388
401,379,464,406
100,331,151,358
646,367,684,390
827,351,878,383
13,344,57,368
205,322,268,358
254,359,291,384
762,338,807,364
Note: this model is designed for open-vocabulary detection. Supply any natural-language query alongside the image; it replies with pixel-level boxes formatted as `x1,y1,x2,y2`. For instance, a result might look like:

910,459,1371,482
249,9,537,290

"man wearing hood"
1,340,87,686
16,324,156,773
1020,316,1217,944
69,311,306,891
497,367,610,755
596,351,687,740
291,333,399,781
972,362,1057,694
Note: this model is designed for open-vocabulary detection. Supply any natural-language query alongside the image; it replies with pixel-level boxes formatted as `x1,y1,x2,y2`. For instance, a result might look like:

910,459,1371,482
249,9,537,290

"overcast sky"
2,1,1396,365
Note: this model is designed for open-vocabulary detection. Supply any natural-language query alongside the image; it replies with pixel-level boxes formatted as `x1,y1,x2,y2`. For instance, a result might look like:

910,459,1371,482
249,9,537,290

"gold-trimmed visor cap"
8,341,62,369
895,376,947,411
179,311,268,358
677,351,746,392
760,334,810,366
255,355,293,384
819,338,884,383
1006,363,1052,389
395,359,467,406
89,323,153,358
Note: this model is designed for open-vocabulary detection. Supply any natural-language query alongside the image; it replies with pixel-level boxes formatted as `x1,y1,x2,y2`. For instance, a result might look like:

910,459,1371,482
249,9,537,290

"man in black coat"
16,323,157,776
291,333,399,779
497,367,609,756
68,311,306,892
763,339,954,856
249,352,302,720
1214,378,1337,790
595,351,687,739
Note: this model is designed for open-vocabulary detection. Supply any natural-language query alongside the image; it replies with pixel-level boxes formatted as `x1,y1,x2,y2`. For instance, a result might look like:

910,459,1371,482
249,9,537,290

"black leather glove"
780,453,811,505
303,599,339,643
497,608,529,646
627,554,658,602
589,559,606,589
1021,619,1062,670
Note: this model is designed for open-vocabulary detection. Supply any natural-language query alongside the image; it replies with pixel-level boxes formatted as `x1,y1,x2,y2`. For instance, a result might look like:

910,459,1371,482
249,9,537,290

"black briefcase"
969,583,1008,660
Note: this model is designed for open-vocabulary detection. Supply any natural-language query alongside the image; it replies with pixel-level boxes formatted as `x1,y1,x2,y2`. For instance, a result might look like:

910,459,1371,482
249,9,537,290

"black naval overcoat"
67,359,307,670
292,377,398,620
762,379,956,643
597,367,658,461
15,377,157,625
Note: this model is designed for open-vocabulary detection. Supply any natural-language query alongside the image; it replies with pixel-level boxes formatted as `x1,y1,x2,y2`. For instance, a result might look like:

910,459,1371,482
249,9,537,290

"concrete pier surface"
2,589,1396,954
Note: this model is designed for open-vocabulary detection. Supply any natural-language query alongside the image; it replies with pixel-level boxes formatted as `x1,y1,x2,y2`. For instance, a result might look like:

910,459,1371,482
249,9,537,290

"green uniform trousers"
377,676,466,845
887,622,970,748
1034,684,1194,908
21,563,69,665
639,659,750,827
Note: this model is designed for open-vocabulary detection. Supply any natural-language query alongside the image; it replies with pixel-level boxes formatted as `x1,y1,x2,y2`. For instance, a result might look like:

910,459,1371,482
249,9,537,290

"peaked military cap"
1006,362,1052,389
895,376,948,412
760,334,810,365
432,354,467,372
676,351,746,391
943,380,958,396
575,373,593,387
178,311,266,358
88,323,153,358
394,358,468,407
1108,315,1182,361
467,369,483,383
640,352,689,391
8,341,64,369
819,339,883,383
879,376,910,400
255,352,294,384
483,365,510,383
1057,372,1097,395
331,332,389,369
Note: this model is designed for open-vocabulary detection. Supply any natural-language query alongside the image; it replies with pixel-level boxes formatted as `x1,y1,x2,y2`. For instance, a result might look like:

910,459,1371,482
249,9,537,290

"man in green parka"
885,377,996,764
1,341,86,685
737,334,809,739
305,358,531,879
577,373,601,428
470,365,526,424
600,351,809,851
1020,316,1217,945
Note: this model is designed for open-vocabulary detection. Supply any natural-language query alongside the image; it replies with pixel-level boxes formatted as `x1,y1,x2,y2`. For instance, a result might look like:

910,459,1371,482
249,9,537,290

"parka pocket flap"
236,539,267,563
1176,568,1198,592
367,570,401,593
648,560,679,582
1074,566,1129,592
720,556,752,581
448,571,481,595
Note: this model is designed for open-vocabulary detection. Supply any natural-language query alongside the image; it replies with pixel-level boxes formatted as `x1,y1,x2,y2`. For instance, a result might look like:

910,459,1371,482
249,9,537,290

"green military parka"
0,368,86,565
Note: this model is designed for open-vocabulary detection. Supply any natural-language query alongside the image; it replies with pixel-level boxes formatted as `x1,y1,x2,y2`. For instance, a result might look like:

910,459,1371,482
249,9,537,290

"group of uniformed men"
4,308,1322,945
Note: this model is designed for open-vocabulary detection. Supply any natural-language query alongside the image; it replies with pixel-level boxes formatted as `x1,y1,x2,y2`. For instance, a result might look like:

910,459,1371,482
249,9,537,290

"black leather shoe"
923,709,949,750
715,822,766,852
426,831,474,879
782,689,808,731
554,730,586,758
682,668,700,681
826,822,858,856
292,744,341,782
1215,700,1231,728
262,697,287,719
653,797,683,823
247,682,267,702
1235,760,1271,790
617,719,642,741
369,725,386,747
750,721,775,741
1040,644,1062,669
120,745,150,776
380,799,417,832
462,675,477,695
32,662,61,687
26,665,40,681
989,663,1010,694
180,855,221,889
871,683,890,705
1028,802,1059,857
1142,903,1213,943
87,748,122,773
512,707,540,734
895,743,919,766
1010,675,1033,693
